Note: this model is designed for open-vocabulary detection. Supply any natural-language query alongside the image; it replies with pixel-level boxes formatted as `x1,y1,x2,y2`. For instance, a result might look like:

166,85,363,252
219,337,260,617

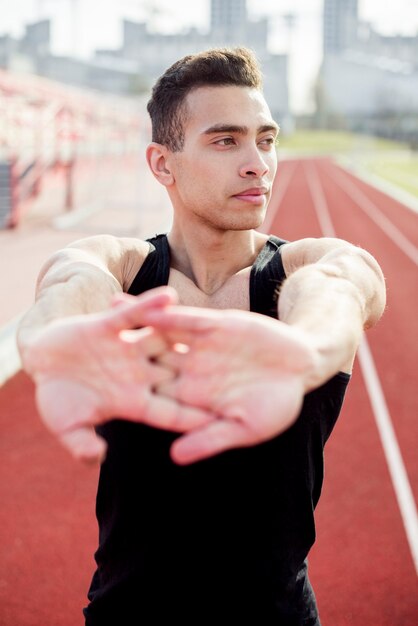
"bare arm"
279,237,386,382
15,236,215,463
17,234,148,359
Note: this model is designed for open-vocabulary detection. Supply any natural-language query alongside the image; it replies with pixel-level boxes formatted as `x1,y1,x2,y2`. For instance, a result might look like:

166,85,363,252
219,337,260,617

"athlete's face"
167,85,278,231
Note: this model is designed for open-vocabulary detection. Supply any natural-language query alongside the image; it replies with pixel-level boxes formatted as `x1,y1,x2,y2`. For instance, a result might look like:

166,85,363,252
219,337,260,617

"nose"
239,146,270,178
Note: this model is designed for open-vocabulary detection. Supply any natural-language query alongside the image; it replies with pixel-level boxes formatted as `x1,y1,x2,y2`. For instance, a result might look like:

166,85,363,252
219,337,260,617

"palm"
34,318,163,421
24,289,214,462
151,308,315,464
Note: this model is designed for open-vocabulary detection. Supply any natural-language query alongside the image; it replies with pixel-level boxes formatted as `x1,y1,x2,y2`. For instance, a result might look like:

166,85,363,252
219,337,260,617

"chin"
200,206,266,232
234,209,266,230
223,216,264,231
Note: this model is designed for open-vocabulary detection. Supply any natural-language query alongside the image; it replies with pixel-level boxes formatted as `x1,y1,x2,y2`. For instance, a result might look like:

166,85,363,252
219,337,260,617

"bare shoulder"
280,236,386,328
40,234,150,292
280,237,358,275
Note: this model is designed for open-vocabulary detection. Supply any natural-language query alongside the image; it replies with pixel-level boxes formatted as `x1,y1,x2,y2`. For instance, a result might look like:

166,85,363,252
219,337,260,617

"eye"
214,137,236,146
259,136,276,147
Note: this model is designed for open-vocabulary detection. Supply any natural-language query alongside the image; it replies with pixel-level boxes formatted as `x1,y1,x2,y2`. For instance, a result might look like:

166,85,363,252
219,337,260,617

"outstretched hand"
137,300,319,465
25,286,320,465
23,287,215,463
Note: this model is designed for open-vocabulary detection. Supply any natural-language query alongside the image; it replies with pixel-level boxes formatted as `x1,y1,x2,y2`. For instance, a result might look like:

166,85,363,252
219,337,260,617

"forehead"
183,85,275,135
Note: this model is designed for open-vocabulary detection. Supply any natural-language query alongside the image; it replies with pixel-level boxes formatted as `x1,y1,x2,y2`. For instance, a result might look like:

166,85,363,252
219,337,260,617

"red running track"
264,158,418,625
0,157,417,625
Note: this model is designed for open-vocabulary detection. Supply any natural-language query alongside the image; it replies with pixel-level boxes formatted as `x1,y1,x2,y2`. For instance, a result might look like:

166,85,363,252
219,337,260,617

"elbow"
321,242,386,329
357,248,386,329
36,249,122,299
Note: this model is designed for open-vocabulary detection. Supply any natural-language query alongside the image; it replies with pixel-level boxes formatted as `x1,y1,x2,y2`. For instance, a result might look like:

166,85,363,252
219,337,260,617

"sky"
1,0,418,113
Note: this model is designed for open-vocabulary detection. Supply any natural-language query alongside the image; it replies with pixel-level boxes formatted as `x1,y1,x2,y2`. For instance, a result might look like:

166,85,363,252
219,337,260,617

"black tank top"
84,234,350,626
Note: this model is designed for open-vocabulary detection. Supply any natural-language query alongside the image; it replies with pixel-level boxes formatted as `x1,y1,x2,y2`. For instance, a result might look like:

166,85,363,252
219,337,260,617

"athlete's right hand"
20,287,214,463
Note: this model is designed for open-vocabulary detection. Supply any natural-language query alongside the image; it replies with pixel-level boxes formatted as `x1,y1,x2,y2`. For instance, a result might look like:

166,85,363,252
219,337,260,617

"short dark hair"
147,47,263,151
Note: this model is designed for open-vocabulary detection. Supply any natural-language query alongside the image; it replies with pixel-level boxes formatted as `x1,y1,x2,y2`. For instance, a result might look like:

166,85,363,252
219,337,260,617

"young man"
18,48,385,625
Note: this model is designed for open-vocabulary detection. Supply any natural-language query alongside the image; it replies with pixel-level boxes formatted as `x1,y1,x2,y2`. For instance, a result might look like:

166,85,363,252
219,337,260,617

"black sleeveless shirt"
84,234,350,626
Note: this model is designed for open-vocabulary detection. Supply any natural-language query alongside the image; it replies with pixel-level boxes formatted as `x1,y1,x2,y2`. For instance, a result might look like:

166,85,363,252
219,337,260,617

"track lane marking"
358,339,418,575
303,159,335,237
263,160,297,233
325,164,418,266
305,159,418,577
0,314,23,387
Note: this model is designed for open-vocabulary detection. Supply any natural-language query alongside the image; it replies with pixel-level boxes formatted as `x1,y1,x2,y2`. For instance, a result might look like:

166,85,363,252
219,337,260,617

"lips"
232,187,269,204
233,187,268,197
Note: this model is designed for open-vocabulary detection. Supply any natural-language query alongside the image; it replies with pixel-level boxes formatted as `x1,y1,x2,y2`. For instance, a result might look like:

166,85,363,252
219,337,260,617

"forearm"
278,250,385,387
17,254,122,363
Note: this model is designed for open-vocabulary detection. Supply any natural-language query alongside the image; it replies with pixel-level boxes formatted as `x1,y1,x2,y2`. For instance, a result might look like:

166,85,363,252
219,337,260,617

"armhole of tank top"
271,237,287,319
336,371,351,382
250,235,287,316
126,240,155,296
315,371,351,403
270,235,288,277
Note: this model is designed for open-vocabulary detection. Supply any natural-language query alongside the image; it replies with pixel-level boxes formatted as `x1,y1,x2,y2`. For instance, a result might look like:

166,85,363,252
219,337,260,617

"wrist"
289,323,359,390
278,266,364,385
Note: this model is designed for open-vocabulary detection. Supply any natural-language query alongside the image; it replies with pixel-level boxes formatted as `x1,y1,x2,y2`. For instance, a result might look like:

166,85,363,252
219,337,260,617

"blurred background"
1,4,417,626
0,0,417,233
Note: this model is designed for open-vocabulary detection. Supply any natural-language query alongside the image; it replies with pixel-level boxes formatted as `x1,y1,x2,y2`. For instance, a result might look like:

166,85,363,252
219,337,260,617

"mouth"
232,187,269,204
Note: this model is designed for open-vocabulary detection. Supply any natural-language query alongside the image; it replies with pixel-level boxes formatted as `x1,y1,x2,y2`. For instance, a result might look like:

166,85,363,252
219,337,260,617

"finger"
112,286,179,308
103,287,179,332
153,378,179,399
146,362,178,385
58,426,108,464
151,329,200,347
154,370,218,407
156,348,189,370
120,326,170,360
140,306,224,334
141,391,216,432
170,420,252,465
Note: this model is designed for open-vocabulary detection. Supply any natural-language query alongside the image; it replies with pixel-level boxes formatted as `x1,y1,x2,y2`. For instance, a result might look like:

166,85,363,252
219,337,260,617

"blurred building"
0,1,289,125
211,0,248,42
319,0,418,141
209,0,268,51
323,0,358,55
95,0,289,124
0,19,142,95
0,20,51,73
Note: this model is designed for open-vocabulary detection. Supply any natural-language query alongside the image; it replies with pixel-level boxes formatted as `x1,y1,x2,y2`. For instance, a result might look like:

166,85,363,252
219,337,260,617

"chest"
168,267,252,310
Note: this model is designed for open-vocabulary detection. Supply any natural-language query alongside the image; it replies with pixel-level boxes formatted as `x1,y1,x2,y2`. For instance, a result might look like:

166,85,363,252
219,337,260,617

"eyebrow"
202,123,279,136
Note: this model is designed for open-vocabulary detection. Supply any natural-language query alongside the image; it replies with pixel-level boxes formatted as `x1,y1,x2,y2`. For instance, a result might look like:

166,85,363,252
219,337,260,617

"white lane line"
263,160,297,233
337,158,418,215
304,160,336,238
305,159,418,577
0,314,23,387
358,339,418,575
330,165,418,266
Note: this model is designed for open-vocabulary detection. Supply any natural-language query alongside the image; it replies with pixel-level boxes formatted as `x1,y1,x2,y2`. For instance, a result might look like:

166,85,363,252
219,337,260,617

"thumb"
59,426,108,464
105,287,179,331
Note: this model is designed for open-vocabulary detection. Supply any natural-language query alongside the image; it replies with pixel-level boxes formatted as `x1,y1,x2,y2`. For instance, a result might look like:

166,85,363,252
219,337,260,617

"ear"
146,143,174,187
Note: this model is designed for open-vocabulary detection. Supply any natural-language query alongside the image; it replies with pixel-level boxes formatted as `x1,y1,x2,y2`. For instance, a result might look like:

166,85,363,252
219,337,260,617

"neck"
167,220,267,295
